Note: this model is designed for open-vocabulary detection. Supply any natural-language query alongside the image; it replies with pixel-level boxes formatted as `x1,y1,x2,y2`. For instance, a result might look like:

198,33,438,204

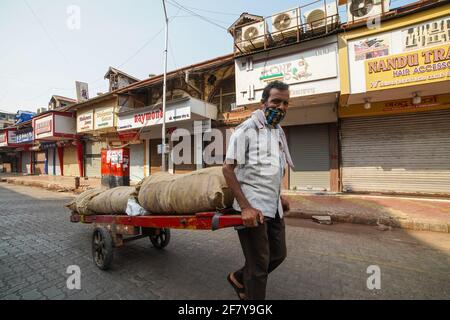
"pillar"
57,146,64,176
76,140,84,177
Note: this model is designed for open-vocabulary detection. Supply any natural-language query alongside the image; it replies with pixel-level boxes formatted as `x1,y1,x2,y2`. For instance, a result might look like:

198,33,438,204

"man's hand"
281,196,290,212
241,207,264,227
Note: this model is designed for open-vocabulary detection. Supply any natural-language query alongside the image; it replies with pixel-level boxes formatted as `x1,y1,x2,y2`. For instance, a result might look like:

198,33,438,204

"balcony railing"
233,1,341,56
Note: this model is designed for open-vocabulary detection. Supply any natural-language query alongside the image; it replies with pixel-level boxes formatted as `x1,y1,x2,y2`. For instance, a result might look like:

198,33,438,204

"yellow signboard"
365,44,450,91
339,94,450,118
94,106,114,130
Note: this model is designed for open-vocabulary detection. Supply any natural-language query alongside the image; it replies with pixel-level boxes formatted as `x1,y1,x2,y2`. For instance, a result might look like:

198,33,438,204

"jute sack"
65,188,104,215
138,166,233,214
87,186,137,215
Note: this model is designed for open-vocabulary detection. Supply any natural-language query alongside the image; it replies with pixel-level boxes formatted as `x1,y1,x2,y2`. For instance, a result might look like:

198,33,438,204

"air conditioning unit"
347,0,390,23
271,8,300,42
36,107,47,114
241,21,267,52
303,3,338,31
47,104,54,111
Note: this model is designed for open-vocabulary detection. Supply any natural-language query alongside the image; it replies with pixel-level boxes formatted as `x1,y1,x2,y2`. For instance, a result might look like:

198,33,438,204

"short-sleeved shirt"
225,118,286,218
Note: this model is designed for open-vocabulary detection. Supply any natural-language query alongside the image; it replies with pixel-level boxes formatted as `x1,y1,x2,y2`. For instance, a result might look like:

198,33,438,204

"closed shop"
48,148,55,175
130,143,145,182
341,109,450,195
34,151,46,175
288,124,331,191
21,152,31,174
63,145,79,177
85,141,107,178
173,135,196,174
149,139,162,175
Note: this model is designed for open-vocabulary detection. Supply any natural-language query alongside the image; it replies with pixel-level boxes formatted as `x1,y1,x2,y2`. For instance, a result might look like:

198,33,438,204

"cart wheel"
92,227,113,270
150,228,171,249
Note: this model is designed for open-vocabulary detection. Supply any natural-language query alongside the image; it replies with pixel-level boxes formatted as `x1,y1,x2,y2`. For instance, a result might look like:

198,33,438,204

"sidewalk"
283,192,450,233
0,174,102,194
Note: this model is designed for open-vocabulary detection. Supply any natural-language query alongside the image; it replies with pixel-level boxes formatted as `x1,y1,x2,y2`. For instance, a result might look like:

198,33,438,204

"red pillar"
76,140,84,177
30,151,33,175
57,146,64,176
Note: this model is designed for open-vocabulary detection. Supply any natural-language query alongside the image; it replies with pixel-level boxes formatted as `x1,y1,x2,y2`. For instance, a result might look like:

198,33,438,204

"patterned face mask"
264,107,286,126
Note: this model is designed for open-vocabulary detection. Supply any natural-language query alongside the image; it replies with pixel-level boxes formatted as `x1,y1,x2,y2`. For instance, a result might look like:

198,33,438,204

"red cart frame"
70,210,243,270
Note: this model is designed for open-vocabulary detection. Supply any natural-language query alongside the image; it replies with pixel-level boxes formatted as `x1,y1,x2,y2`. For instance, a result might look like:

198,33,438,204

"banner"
76,81,89,102
366,44,450,91
16,128,33,144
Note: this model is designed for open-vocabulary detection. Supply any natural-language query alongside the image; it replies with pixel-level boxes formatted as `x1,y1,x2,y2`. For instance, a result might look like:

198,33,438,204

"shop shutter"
63,146,79,177
85,141,107,178
173,135,196,174
130,144,145,182
34,152,46,175
47,148,55,175
288,124,330,191
341,109,450,195
150,139,162,175
22,152,31,174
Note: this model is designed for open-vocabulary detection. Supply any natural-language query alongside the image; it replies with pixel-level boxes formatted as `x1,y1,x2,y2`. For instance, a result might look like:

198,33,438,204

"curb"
286,210,450,233
5,178,76,193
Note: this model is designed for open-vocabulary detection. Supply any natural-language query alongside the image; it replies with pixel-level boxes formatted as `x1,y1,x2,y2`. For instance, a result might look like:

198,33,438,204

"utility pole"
161,0,169,171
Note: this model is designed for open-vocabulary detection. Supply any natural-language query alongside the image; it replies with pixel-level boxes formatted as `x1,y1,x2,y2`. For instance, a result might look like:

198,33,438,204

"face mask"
264,107,286,126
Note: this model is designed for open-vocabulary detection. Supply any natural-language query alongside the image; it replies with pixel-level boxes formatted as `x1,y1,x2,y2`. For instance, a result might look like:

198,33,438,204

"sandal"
227,272,247,300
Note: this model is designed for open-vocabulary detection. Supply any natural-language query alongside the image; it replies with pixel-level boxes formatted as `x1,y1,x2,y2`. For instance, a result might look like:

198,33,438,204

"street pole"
162,0,168,172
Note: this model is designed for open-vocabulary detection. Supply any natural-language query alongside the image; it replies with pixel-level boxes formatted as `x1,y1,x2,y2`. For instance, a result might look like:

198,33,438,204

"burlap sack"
138,166,233,214
65,188,104,215
87,186,137,215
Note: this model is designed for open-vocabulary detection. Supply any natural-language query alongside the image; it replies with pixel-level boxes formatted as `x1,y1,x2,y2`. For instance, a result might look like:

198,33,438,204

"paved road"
0,183,449,300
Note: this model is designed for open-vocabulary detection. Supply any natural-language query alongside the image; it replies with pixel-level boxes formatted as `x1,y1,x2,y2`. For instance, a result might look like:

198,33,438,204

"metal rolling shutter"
150,139,162,175
47,148,55,175
63,146,79,177
34,152,46,175
174,135,196,174
130,144,145,182
22,152,31,174
85,141,106,178
341,109,450,195
289,124,330,191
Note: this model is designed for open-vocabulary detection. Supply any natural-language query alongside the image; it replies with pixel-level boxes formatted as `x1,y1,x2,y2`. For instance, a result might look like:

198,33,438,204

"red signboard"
118,130,140,142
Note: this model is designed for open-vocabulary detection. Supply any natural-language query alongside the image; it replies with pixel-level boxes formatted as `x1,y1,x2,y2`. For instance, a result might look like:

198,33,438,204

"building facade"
338,1,450,195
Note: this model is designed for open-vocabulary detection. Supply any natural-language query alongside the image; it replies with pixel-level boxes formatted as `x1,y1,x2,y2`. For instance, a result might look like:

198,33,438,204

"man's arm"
223,162,264,227
280,195,290,212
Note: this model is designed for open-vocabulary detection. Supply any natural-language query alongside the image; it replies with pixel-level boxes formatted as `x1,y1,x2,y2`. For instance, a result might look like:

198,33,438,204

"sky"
0,0,415,113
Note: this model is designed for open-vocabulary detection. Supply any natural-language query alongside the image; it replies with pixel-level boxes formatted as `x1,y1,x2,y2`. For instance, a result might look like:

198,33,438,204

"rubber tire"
92,227,114,270
149,228,171,249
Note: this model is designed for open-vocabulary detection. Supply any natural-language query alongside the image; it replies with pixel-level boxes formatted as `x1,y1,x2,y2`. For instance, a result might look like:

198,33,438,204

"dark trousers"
234,212,287,300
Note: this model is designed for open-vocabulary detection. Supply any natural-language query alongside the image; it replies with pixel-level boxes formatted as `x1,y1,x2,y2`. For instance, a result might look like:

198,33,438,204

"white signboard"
403,16,450,52
77,109,94,132
34,115,53,139
348,15,450,94
236,42,338,106
118,106,191,131
94,107,114,130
